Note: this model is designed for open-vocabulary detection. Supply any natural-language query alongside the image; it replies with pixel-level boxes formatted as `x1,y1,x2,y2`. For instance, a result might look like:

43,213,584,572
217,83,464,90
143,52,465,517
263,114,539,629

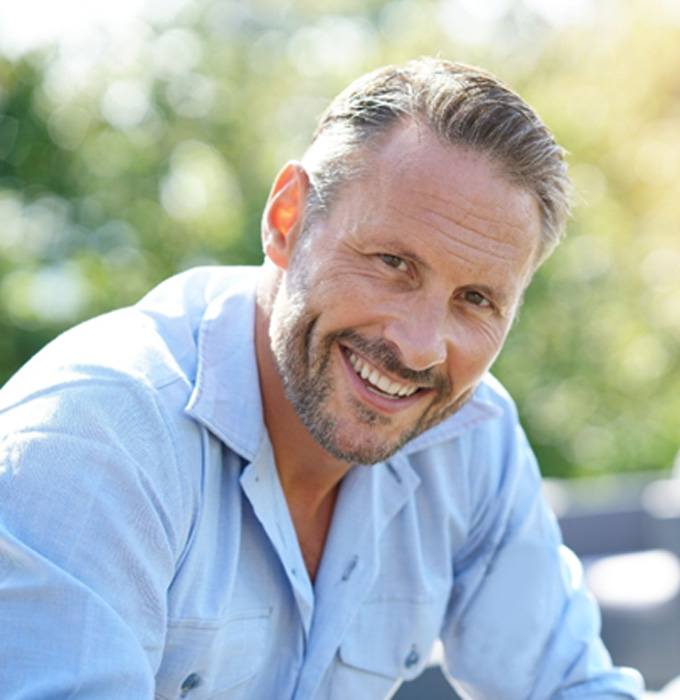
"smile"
345,349,420,399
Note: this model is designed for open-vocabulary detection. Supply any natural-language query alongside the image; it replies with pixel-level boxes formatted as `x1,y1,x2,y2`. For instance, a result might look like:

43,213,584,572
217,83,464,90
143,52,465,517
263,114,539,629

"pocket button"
404,646,420,669
180,672,202,697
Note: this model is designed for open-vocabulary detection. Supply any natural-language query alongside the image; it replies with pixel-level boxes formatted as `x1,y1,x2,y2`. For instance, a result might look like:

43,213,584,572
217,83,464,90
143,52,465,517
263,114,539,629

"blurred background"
0,0,679,694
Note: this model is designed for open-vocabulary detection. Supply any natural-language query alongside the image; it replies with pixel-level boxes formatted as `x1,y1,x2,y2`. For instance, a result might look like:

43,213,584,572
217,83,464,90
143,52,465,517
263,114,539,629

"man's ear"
261,161,310,270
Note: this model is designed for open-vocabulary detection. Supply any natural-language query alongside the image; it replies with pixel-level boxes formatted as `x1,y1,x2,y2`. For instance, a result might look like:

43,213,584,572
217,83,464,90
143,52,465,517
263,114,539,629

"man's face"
269,123,541,465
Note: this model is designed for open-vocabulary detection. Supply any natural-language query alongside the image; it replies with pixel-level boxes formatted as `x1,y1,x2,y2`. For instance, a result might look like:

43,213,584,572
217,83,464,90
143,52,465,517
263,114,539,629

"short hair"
301,57,571,266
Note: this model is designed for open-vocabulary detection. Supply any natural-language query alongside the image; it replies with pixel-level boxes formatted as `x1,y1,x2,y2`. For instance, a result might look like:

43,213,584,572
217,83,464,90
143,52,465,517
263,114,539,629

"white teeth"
385,379,401,395
377,375,392,393
347,351,418,398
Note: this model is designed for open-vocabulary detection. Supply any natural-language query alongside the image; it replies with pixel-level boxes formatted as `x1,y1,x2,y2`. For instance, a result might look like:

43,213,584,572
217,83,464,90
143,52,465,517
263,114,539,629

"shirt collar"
398,385,503,457
184,267,502,461
184,269,265,461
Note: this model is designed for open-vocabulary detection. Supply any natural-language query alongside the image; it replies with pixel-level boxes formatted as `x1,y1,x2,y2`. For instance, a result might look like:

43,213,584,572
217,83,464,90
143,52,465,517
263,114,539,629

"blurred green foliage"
1,0,679,478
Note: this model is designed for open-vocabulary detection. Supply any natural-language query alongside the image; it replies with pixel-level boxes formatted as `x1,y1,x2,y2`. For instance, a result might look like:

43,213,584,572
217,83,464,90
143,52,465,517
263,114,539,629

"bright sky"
0,0,598,60
0,0,192,59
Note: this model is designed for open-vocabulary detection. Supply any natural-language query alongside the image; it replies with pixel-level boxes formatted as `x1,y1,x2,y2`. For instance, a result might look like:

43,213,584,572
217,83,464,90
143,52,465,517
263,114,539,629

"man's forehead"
376,124,525,203
340,123,542,257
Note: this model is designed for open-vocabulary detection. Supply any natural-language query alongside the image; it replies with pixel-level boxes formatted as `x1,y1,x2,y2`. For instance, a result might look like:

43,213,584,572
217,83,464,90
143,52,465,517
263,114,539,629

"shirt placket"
239,435,315,638
293,456,419,698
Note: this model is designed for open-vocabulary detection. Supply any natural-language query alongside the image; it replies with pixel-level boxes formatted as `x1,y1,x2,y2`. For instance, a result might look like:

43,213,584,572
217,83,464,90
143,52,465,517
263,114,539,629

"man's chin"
318,441,402,466
309,419,411,466
331,391,476,464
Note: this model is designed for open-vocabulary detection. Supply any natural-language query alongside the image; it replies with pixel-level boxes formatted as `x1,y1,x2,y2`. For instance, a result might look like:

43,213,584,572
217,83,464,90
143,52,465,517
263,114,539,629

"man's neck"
254,284,352,580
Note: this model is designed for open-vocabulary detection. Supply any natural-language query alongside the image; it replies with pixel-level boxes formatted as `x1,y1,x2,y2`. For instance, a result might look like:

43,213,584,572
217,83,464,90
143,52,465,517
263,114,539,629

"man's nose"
382,309,449,372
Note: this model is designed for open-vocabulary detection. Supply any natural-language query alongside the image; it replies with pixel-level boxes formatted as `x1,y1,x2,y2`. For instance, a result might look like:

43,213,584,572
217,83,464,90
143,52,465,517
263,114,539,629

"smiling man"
0,59,643,698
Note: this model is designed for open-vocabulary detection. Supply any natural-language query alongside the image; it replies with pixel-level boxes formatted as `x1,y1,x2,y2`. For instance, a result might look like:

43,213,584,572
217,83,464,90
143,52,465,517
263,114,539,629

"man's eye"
464,290,491,308
379,254,408,272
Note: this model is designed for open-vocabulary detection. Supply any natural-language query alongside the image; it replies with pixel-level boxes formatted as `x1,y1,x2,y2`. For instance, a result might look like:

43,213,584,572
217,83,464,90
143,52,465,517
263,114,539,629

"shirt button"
404,646,420,668
341,555,359,581
180,672,202,696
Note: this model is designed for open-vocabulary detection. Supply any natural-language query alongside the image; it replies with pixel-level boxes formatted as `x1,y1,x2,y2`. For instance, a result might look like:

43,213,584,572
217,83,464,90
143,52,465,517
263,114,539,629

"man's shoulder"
0,265,258,406
0,266,260,520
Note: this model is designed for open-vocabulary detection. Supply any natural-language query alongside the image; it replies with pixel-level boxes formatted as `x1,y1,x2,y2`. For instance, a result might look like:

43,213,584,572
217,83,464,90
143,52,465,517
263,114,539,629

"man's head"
302,57,570,267
259,59,569,466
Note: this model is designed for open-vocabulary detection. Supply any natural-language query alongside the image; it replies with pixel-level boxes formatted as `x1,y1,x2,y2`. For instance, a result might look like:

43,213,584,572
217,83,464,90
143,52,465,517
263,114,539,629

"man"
0,59,643,698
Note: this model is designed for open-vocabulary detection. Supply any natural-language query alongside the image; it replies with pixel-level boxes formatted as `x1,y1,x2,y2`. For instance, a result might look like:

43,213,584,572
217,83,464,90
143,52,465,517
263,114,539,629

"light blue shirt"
0,266,643,699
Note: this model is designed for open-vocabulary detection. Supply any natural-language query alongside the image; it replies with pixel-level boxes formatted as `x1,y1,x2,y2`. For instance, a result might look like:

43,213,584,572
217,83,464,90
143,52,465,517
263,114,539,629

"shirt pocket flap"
155,606,272,699
339,598,441,681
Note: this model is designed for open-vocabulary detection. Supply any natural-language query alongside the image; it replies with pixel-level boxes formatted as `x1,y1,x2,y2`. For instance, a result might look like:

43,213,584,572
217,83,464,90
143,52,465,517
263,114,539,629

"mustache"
334,329,451,392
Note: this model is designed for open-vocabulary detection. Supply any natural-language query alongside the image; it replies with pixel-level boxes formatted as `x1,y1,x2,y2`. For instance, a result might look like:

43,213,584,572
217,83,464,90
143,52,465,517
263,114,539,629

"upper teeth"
347,351,418,398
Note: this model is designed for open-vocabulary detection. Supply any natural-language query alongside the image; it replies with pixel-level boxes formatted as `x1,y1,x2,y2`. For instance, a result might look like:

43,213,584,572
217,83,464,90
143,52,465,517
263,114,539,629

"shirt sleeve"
0,375,189,698
439,406,645,699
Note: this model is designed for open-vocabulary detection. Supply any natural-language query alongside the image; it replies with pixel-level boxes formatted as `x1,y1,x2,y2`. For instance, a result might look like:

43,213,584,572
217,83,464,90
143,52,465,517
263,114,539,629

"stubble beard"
269,286,474,465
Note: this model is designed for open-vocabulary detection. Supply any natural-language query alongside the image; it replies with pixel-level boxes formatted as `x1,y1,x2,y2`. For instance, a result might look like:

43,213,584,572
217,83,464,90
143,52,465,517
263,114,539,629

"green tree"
1,0,679,478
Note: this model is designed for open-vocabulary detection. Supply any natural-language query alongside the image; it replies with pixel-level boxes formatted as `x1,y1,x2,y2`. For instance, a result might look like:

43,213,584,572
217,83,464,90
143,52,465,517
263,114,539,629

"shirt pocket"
332,597,444,699
154,606,272,700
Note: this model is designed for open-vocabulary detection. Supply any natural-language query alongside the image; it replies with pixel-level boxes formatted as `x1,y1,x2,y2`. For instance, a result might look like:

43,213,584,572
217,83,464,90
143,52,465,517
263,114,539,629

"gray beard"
269,285,473,465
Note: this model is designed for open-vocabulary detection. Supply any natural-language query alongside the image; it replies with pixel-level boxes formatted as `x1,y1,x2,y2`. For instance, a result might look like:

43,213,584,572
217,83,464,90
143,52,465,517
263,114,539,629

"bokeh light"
1,0,680,479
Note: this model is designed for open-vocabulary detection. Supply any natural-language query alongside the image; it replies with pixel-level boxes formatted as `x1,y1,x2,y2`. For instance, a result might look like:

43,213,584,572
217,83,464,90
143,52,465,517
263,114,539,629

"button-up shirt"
0,266,643,699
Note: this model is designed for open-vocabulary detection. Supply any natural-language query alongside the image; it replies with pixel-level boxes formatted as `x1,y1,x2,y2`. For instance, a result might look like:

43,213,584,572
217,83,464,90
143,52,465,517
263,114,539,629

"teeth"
347,351,418,398
385,379,401,395
376,375,391,392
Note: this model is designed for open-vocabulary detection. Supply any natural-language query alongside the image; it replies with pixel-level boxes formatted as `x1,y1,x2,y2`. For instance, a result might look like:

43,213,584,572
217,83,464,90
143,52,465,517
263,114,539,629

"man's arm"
439,403,644,699
0,376,188,698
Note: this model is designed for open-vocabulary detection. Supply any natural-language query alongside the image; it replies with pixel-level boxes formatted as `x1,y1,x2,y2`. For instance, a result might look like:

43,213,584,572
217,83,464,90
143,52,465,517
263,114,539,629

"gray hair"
301,57,571,266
